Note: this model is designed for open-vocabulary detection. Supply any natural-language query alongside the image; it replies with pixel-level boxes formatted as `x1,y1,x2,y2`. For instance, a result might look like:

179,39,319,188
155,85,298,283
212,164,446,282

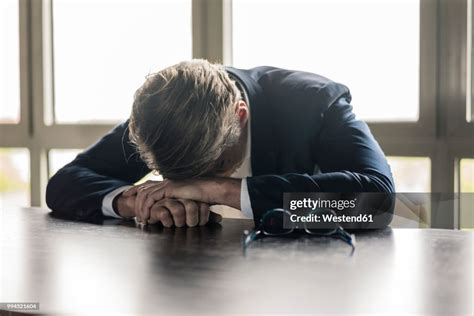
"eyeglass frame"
242,208,356,252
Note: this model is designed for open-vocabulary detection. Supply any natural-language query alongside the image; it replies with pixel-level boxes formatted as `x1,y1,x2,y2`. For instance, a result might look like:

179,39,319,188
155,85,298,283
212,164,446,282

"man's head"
129,59,249,179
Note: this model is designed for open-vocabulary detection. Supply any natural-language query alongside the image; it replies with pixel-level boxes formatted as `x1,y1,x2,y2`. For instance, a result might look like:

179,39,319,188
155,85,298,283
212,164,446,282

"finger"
161,199,186,227
147,204,164,224
198,203,210,226
136,182,167,222
136,185,153,221
123,180,156,197
134,189,143,222
122,186,138,197
209,211,222,223
139,181,170,218
142,187,167,220
135,186,149,223
149,205,173,228
178,199,199,227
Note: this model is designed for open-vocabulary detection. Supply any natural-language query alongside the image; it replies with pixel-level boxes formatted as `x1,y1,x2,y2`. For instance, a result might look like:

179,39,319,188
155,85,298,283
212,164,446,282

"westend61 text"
290,213,374,224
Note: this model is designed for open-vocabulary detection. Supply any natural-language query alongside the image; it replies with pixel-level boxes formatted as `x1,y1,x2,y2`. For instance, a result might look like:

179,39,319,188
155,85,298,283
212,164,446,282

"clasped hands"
114,178,242,227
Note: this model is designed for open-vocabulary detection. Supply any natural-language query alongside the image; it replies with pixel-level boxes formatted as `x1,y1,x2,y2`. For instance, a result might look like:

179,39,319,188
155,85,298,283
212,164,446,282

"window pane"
48,149,82,177
232,0,420,122
387,156,431,227
460,159,474,229
52,0,192,124
0,148,30,207
387,157,431,192
461,159,474,192
0,0,20,124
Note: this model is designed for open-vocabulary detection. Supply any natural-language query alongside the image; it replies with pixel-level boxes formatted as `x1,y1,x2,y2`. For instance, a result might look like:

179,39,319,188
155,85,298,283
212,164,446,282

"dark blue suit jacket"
46,66,395,224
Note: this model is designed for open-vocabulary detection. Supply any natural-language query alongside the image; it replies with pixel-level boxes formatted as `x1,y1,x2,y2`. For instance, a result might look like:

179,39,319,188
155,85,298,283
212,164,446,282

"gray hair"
129,59,242,179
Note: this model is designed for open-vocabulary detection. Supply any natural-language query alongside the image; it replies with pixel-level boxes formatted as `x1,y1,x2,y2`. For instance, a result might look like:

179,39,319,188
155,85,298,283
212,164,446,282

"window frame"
0,0,472,229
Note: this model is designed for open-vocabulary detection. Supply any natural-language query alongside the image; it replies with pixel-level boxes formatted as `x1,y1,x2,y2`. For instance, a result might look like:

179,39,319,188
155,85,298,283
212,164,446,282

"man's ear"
236,100,249,128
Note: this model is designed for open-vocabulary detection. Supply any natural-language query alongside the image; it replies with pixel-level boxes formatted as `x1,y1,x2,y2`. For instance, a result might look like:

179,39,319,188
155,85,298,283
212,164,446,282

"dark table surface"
0,207,472,315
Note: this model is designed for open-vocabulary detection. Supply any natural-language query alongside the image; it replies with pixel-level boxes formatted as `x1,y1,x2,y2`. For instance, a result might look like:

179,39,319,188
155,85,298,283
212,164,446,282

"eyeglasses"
242,208,356,253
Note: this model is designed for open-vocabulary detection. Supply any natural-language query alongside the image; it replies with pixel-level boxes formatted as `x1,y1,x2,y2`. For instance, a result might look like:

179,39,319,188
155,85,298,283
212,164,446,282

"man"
46,59,395,227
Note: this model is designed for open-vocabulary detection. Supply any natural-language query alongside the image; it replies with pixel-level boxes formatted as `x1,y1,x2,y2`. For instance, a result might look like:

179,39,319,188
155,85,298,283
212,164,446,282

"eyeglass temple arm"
336,227,356,249
242,229,261,248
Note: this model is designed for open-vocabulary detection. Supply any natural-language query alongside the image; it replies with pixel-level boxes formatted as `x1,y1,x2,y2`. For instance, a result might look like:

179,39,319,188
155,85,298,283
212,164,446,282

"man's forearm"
201,177,241,209
121,177,243,222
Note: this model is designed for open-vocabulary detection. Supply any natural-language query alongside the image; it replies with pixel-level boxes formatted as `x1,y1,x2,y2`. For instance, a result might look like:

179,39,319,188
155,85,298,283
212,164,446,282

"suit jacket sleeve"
46,120,150,221
246,98,395,226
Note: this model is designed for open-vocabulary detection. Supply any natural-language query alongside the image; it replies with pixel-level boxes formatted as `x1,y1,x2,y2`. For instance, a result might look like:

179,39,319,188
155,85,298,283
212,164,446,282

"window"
0,0,20,124
387,157,431,192
388,156,431,228
48,149,82,177
232,0,420,122
0,148,30,207
460,159,473,229
460,159,474,193
0,1,471,230
52,0,192,124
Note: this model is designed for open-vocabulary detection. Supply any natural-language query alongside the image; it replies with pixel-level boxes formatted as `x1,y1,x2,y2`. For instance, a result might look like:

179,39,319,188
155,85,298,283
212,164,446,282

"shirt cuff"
102,185,133,218
240,178,254,219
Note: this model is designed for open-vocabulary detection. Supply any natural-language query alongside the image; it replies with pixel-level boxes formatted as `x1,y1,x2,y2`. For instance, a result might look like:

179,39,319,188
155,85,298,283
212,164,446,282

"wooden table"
0,207,472,315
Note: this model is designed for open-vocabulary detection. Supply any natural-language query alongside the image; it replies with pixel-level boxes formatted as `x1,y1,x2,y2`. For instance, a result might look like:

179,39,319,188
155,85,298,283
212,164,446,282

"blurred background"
0,0,472,228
